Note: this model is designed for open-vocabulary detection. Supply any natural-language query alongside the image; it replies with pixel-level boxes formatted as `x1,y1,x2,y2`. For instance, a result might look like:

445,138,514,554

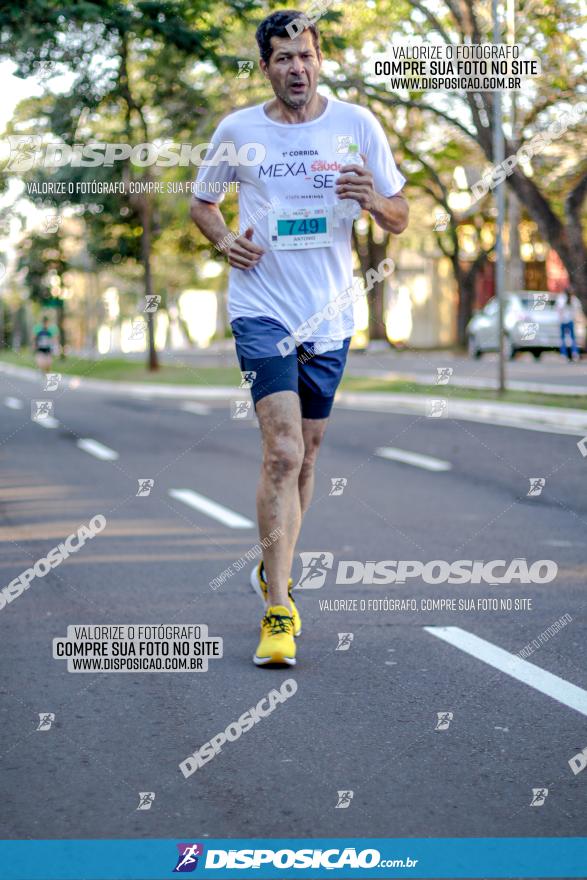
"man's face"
260,30,322,109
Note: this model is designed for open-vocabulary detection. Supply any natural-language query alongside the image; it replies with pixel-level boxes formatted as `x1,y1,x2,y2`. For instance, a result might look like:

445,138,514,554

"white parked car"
466,291,586,360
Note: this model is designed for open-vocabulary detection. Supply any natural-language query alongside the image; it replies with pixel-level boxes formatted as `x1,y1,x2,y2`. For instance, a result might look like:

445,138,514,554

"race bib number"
268,207,333,250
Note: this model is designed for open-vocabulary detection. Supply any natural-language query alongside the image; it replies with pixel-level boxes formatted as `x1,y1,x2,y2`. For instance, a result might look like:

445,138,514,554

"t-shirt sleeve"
192,116,238,204
363,111,406,198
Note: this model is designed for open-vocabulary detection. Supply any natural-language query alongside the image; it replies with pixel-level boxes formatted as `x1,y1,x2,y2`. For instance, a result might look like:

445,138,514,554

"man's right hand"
225,227,265,270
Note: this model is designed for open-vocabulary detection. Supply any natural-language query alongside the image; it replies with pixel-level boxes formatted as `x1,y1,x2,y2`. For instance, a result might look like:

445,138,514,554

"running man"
33,315,56,373
190,9,408,667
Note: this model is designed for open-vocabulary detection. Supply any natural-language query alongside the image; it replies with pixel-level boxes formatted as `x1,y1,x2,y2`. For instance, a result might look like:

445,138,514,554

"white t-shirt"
194,96,405,348
557,293,579,323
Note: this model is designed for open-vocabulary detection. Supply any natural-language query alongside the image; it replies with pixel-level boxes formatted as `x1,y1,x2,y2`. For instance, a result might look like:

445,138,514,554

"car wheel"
468,334,482,359
532,350,542,361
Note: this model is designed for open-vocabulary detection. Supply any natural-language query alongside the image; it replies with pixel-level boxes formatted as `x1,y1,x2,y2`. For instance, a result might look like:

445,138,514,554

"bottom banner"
0,838,586,879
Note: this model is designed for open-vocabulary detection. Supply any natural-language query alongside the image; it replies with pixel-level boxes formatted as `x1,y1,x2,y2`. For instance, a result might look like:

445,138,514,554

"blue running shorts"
231,316,351,419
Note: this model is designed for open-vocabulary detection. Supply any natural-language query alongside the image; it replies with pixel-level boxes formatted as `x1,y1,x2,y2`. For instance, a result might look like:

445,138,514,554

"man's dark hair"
256,10,321,65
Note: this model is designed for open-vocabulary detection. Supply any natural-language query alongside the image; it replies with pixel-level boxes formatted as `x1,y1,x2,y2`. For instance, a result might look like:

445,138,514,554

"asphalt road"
1,369,586,845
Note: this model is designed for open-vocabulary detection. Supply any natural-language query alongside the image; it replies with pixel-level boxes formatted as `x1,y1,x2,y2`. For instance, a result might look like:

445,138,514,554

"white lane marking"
4,396,23,410
77,438,119,461
375,446,452,472
169,488,254,529
181,402,212,416
36,416,59,429
425,626,587,717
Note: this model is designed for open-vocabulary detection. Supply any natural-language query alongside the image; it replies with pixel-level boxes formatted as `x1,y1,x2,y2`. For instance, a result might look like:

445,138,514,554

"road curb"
2,360,585,434
0,361,247,400
336,391,587,436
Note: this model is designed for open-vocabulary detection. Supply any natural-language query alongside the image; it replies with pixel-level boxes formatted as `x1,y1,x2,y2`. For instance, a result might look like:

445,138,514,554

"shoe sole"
253,654,297,666
249,563,267,603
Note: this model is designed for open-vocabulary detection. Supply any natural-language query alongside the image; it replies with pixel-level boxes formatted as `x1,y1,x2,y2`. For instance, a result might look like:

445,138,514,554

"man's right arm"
190,197,264,270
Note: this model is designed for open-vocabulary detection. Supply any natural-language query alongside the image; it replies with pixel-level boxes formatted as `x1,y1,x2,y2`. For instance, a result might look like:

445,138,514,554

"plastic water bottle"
335,143,363,221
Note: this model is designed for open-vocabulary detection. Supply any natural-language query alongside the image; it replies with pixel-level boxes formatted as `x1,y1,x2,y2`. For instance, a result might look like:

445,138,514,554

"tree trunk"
353,217,390,342
506,192,525,291
56,299,66,358
454,254,488,346
140,193,158,371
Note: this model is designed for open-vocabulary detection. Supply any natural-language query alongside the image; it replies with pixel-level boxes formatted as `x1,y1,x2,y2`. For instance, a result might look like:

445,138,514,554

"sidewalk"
345,367,587,397
2,360,586,437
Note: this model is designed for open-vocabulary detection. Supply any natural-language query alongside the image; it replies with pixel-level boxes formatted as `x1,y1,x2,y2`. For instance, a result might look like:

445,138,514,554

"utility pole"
493,0,506,393
505,0,524,293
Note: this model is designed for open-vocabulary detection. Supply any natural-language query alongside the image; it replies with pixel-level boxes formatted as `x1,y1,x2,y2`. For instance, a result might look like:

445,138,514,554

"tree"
17,227,68,352
0,0,258,367
341,0,587,306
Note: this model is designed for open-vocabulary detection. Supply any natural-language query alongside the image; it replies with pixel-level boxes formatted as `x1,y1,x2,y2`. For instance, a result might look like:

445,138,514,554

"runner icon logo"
530,788,548,806
137,479,155,497
529,293,549,311
129,319,147,340
436,367,453,385
231,400,253,420
173,843,204,872
44,373,62,391
336,633,354,651
5,135,42,173
136,792,155,810
426,398,447,418
236,61,253,78
37,713,55,731
295,552,334,589
143,295,161,313
43,215,62,233
527,478,546,497
329,477,347,496
435,711,453,731
433,212,450,231
335,790,354,809
240,370,256,389
335,134,353,153
31,400,54,422
520,321,539,341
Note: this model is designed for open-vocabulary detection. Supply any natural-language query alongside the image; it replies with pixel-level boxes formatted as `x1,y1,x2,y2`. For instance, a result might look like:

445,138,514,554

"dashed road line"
76,438,119,461
425,625,587,717
169,488,254,529
375,446,452,472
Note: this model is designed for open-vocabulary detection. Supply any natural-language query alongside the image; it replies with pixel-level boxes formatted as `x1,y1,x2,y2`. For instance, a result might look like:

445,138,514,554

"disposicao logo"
173,843,204,872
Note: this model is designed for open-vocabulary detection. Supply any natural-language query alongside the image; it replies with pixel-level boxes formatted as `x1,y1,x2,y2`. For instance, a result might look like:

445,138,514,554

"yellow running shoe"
253,606,296,667
249,560,302,636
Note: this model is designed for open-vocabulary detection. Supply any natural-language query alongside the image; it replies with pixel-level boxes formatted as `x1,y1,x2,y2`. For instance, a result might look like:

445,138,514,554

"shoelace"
263,613,293,635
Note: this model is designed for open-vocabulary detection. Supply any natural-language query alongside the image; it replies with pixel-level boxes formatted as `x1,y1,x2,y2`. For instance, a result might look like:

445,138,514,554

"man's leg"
255,390,305,609
299,417,329,514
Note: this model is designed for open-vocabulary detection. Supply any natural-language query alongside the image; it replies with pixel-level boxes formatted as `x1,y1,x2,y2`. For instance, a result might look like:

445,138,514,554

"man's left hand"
335,153,379,213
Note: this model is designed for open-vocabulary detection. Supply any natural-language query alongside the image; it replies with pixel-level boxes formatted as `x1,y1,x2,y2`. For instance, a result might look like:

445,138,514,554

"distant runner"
33,315,56,373
190,9,408,667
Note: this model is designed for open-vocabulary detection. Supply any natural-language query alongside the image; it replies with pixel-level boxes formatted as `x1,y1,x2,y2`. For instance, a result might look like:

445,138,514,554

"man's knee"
263,436,304,481
300,425,326,474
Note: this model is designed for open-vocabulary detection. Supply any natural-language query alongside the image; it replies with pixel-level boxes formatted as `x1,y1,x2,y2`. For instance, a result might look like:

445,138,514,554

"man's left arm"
335,157,409,234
